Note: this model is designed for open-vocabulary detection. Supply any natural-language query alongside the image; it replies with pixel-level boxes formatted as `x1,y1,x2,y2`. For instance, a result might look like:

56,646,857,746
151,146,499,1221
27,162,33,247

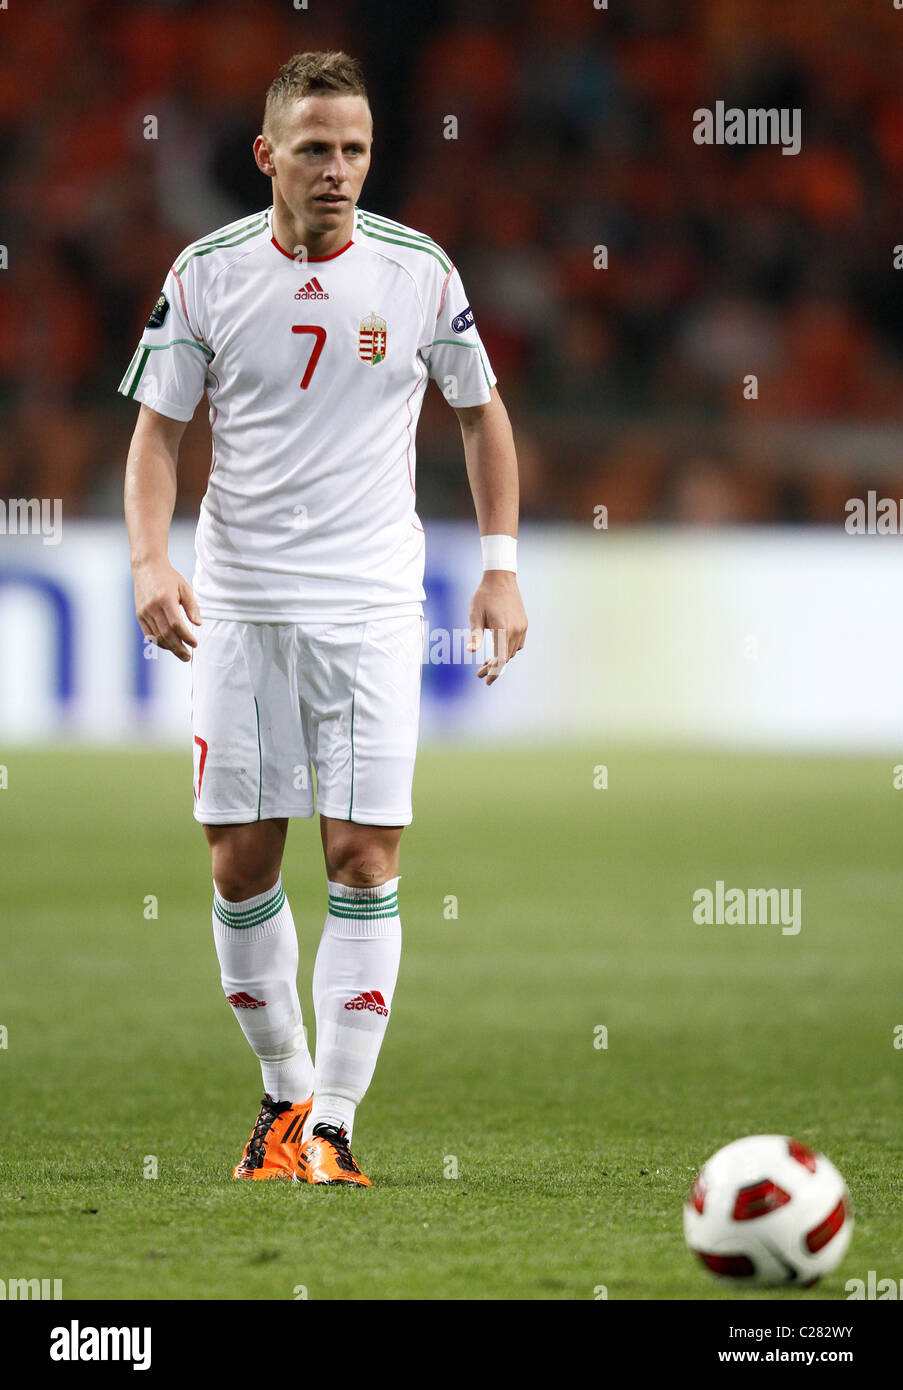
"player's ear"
253,134,275,177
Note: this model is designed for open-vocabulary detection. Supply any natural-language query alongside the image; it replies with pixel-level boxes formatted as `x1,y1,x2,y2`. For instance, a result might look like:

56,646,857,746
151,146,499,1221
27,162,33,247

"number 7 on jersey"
291,325,327,389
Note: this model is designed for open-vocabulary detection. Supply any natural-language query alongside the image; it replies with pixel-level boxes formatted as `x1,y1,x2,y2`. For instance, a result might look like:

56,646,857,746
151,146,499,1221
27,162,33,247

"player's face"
260,94,372,235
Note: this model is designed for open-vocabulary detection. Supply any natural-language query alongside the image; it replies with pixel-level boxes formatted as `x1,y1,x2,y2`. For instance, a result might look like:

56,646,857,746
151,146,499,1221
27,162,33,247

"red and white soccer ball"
684,1135,853,1287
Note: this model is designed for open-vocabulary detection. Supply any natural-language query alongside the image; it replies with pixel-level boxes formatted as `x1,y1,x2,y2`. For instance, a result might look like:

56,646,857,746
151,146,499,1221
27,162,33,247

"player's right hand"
132,559,201,662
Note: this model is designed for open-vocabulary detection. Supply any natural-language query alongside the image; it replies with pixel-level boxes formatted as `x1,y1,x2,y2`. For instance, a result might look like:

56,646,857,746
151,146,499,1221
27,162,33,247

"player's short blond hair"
263,51,370,139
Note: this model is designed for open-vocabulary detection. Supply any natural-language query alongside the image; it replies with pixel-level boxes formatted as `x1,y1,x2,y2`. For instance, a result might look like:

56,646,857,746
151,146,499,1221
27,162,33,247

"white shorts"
190,613,424,826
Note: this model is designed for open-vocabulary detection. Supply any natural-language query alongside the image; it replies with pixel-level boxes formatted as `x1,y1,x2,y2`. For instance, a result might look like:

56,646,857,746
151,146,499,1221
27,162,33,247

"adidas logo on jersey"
344,989,388,1017
227,991,267,1009
294,277,329,300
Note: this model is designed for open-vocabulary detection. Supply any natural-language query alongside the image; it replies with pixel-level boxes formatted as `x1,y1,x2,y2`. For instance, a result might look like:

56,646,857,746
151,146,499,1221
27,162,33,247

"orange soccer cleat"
293,1123,372,1186
232,1093,313,1180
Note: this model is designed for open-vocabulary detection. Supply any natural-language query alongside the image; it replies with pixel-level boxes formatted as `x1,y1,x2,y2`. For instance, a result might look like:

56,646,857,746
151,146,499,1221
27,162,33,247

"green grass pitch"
1,746,900,1300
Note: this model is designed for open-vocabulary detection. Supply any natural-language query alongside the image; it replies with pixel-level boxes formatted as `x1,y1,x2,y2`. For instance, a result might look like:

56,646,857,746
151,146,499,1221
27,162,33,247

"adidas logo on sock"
294,276,329,300
344,989,388,1017
227,991,267,1009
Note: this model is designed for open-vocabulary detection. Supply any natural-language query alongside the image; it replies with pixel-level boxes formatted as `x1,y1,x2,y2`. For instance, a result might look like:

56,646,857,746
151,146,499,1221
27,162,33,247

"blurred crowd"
2,0,903,526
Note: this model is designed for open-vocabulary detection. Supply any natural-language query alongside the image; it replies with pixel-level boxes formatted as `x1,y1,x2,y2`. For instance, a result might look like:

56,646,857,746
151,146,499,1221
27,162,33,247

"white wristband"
480,534,517,573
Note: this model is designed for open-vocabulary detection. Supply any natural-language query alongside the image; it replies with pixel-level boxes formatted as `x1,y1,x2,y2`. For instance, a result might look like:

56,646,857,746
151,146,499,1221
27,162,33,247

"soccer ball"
683,1135,853,1287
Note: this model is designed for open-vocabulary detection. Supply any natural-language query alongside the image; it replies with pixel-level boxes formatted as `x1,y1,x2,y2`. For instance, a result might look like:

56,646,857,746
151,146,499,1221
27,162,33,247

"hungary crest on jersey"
358,313,388,365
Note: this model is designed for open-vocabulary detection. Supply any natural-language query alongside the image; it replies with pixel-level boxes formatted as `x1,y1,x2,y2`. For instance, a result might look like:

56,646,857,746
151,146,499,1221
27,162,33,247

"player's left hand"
466,572,528,686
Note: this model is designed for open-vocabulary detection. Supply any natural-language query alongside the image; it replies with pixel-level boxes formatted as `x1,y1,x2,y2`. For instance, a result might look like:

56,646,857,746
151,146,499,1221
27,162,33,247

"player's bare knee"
213,861,281,901
325,834,399,886
336,857,395,887
207,824,284,901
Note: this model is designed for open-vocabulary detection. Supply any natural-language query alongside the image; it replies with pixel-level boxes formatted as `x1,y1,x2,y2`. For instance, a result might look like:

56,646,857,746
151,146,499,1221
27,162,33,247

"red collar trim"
270,234,354,263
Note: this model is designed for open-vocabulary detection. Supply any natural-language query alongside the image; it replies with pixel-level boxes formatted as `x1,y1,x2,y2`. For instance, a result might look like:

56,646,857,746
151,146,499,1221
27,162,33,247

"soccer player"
121,51,527,1186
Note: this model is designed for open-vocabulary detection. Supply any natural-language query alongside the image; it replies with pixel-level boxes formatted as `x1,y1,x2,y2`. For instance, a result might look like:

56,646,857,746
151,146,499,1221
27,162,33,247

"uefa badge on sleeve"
146,292,170,329
358,313,388,365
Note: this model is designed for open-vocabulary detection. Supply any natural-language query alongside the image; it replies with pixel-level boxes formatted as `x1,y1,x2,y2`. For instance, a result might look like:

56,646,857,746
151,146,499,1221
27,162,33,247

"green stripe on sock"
328,906,400,921
328,900,399,915
328,894,398,919
214,886,285,929
329,892,398,905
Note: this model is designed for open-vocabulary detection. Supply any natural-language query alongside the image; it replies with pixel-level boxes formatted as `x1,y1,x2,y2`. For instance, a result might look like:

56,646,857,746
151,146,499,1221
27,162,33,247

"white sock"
305,877,402,1142
212,877,315,1104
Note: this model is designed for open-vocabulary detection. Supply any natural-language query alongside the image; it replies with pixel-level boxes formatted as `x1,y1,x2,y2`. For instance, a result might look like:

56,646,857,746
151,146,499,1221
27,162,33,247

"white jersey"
119,205,496,621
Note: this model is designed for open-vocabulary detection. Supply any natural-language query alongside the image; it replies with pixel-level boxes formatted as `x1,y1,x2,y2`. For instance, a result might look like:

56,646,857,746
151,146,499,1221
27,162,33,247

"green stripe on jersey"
356,212,451,265
122,347,150,398
356,217,451,272
174,214,269,274
214,885,286,929
119,346,144,396
188,209,267,251
428,339,493,390
175,209,268,259
357,209,445,250
118,340,213,399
